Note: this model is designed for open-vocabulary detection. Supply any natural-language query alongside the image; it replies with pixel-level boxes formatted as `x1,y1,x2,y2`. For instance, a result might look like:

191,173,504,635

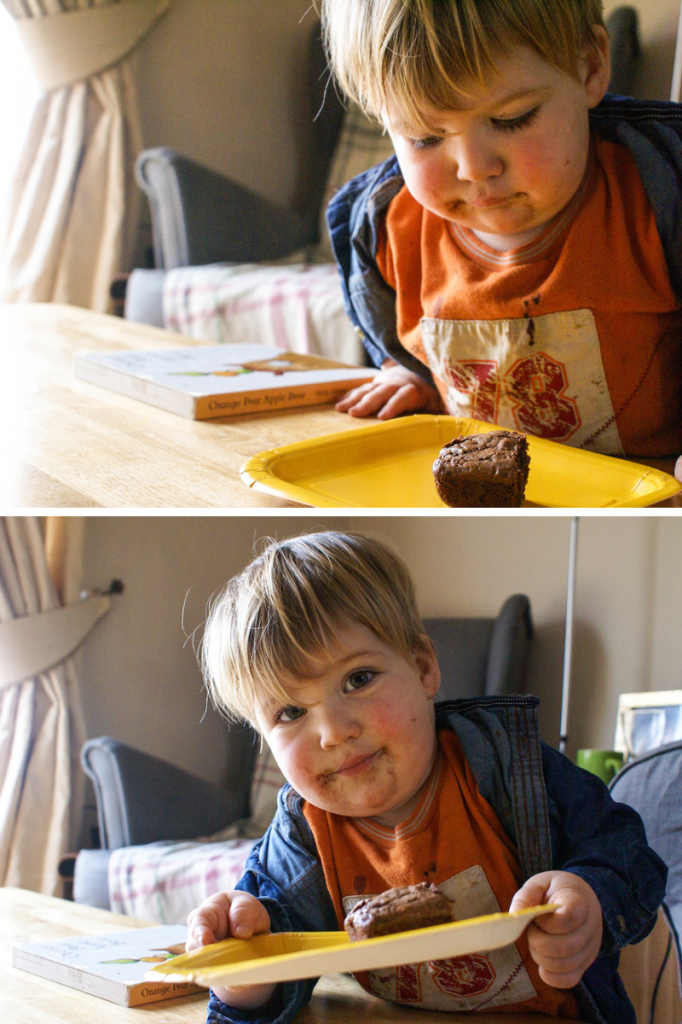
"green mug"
576,749,624,785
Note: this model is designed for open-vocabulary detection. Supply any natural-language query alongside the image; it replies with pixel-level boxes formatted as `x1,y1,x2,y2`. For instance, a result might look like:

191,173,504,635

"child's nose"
453,136,503,182
318,706,361,748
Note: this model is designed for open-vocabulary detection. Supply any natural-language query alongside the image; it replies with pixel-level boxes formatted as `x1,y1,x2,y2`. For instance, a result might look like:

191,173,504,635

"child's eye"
410,135,443,151
492,107,540,133
275,705,306,723
343,670,375,692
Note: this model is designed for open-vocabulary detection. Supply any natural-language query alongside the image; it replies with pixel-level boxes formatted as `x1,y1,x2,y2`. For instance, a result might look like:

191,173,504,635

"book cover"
74,343,377,420
12,924,205,1007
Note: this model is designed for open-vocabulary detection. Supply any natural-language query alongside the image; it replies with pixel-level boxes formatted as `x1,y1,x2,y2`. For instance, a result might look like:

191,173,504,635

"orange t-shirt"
303,730,580,1017
377,136,682,457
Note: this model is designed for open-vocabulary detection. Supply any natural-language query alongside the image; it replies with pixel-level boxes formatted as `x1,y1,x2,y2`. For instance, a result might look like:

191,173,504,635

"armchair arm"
136,148,316,269
81,736,254,849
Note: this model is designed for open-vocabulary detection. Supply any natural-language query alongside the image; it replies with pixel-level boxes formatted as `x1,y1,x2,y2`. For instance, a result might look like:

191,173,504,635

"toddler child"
187,530,666,1024
320,0,682,480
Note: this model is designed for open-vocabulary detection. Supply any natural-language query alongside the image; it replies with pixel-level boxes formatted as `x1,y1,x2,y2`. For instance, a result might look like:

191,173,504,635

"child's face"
383,36,609,249
256,622,441,827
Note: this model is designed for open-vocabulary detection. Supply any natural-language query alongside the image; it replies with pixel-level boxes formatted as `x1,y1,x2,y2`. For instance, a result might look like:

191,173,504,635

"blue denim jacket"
325,95,682,375
207,697,667,1024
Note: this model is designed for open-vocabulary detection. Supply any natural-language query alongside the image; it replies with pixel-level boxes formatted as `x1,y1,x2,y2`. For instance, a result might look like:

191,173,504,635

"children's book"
74,343,377,420
12,924,205,1006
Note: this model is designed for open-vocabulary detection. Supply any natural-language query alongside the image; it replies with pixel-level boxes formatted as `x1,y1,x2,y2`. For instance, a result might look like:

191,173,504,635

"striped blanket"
108,747,287,924
162,261,363,364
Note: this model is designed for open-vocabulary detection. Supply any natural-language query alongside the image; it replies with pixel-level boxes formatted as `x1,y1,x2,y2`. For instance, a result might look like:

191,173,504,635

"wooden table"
2,887,581,1024
1,302,679,509
0,303,374,508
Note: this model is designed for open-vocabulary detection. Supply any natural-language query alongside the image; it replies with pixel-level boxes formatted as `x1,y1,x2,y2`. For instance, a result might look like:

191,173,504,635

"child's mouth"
469,195,510,208
333,750,380,777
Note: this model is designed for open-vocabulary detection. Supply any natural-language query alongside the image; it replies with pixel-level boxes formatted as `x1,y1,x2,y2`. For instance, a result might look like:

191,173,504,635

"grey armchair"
73,594,533,910
124,21,345,326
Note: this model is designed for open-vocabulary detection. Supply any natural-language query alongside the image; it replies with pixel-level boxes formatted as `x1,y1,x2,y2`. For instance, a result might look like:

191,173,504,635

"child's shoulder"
590,94,682,136
589,94,682,294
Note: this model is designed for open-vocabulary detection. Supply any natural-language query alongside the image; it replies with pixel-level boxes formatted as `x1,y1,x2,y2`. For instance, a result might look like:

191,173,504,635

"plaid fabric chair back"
610,740,682,994
314,103,396,263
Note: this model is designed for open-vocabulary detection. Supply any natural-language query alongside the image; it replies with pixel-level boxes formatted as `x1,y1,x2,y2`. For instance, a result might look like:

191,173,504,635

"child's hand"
187,891,275,1009
509,871,603,989
675,454,682,483
335,359,443,419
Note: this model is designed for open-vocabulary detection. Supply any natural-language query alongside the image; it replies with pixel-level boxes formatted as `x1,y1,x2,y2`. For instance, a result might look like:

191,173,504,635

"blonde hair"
319,0,605,130
201,530,430,728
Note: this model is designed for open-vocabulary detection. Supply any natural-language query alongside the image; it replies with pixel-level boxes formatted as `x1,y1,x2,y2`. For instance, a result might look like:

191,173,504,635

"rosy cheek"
418,167,450,206
275,743,315,788
364,703,405,741
512,136,577,192
510,141,552,182
399,157,442,208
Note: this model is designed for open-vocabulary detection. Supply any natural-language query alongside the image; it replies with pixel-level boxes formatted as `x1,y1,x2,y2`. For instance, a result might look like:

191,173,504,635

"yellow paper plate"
145,905,555,989
240,415,681,508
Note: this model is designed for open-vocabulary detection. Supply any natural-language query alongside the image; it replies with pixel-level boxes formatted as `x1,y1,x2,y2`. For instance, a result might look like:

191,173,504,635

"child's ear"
415,635,441,698
582,24,611,109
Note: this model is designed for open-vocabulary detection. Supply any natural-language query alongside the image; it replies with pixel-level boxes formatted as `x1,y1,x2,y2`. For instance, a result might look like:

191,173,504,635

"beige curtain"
0,518,109,894
0,0,174,312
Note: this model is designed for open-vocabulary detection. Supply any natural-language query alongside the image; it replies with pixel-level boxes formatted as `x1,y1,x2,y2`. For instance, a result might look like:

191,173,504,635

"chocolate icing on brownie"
432,430,530,508
344,883,452,941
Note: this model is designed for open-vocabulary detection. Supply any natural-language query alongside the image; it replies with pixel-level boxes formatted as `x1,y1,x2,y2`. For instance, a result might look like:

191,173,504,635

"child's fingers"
338,380,404,417
187,896,231,949
511,871,603,987
530,946,598,989
527,917,602,988
527,915,594,960
511,871,596,932
376,382,437,419
229,892,271,939
186,891,270,949
509,874,551,915
335,380,382,413
186,919,222,951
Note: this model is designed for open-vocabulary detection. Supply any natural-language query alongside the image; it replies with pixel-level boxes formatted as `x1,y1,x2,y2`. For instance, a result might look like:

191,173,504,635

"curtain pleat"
0,0,170,310
0,518,92,895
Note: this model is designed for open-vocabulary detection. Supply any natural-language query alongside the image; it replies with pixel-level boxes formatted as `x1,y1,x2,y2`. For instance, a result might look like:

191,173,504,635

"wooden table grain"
2,888,583,1024
0,302,678,509
3,888,206,1024
0,303,374,509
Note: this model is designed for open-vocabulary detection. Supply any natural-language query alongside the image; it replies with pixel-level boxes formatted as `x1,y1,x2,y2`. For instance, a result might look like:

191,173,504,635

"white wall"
133,0,316,209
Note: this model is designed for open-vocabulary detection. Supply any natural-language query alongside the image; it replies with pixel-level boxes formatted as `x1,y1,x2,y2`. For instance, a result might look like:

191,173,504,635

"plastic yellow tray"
240,415,681,508
145,905,555,989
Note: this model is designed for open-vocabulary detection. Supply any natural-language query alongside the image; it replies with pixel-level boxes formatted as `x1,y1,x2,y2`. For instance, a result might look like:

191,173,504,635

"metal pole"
671,0,682,102
559,517,579,756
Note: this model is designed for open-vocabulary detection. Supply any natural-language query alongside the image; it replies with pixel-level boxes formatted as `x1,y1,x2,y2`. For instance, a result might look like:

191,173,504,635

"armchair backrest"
81,732,256,849
424,594,533,701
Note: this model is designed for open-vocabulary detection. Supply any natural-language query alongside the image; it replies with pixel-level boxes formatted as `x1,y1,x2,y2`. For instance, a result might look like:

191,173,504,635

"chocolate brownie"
432,430,530,507
344,883,452,941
